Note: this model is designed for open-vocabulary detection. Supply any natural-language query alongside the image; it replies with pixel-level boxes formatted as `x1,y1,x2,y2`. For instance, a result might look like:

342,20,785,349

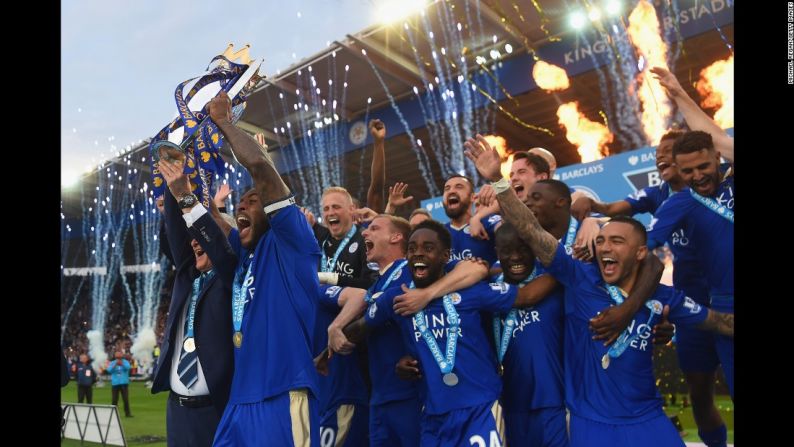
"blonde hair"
322,186,354,206
376,214,411,252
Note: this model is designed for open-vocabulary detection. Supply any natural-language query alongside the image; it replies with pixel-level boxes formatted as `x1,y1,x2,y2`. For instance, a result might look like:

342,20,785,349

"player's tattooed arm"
697,310,734,337
495,188,559,266
208,92,290,204
464,133,557,265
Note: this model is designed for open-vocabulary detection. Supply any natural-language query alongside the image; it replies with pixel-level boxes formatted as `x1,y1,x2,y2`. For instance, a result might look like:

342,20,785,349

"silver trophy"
151,44,263,164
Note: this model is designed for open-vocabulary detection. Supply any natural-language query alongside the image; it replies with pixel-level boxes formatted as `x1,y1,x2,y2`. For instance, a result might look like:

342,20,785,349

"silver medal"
442,372,459,386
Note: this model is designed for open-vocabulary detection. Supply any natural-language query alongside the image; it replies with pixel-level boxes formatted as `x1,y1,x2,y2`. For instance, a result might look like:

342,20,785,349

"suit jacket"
152,192,237,415
61,345,70,388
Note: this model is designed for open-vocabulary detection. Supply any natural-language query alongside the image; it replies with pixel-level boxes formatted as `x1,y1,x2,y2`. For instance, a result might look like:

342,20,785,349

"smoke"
87,330,107,372
130,327,157,371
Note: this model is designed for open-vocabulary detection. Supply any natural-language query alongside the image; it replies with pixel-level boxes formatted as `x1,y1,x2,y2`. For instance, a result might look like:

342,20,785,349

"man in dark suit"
151,150,237,447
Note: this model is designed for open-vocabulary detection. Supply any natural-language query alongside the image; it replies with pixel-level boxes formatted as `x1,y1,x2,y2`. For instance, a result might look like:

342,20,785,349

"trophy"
150,44,263,206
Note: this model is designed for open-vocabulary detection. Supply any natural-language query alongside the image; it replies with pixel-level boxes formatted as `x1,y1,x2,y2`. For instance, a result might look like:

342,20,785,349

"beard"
444,201,470,220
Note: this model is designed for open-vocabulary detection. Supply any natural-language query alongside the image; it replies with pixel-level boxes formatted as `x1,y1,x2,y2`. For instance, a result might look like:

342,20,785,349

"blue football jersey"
365,281,516,415
647,175,734,299
362,260,419,406
227,205,322,404
626,183,710,303
446,213,501,266
545,243,708,424
492,262,565,412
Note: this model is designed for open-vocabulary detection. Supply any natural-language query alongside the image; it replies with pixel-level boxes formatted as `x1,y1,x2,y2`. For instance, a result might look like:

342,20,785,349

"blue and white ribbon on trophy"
149,47,262,207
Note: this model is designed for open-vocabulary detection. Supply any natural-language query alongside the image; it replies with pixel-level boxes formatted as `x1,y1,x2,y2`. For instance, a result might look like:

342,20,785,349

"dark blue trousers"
166,395,222,447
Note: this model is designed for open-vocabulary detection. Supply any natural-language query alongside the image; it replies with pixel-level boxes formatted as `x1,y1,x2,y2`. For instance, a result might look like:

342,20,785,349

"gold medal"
601,354,610,370
183,337,196,353
233,331,243,348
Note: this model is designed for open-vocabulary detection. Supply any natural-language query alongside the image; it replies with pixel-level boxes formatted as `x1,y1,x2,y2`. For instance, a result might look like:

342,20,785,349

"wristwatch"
177,194,199,209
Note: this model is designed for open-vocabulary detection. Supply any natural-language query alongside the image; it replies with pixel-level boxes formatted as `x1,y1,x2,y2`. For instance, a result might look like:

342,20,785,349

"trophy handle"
227,59,263,99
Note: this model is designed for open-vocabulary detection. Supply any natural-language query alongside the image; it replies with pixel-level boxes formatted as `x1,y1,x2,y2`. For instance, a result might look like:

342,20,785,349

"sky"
61,0,393,186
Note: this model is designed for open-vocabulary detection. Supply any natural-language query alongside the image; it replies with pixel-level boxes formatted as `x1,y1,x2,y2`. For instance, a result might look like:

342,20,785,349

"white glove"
318,272,339,285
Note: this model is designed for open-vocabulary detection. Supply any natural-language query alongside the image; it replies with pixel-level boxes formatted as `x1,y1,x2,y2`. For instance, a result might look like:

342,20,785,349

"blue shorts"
370,397,421,447
710,294,734,397
420,400,505,447
675,324,719,373
675,285,719,373
213,389,319,446
504,406,568,447
569,413,683,447
320,402,368,447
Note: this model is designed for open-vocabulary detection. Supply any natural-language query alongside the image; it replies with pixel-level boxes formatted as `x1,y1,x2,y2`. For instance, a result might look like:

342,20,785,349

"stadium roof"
62,0,733,215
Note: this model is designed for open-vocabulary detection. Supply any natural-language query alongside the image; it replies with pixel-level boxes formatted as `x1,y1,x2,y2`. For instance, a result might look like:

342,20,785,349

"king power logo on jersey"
623,318,655,352
334,261,355,276
412,312,463,342
448,249,473,262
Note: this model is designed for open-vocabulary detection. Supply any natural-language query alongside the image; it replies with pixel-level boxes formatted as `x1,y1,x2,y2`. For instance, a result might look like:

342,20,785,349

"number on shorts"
469,430,501,447
320,427,336,447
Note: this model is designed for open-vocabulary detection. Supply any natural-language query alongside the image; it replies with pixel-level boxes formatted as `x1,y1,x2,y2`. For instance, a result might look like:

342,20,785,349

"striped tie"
176,274,205,389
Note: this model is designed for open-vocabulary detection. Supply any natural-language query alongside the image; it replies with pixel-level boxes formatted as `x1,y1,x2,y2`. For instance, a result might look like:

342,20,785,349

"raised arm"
159,155,238,278
213,182,232,212
651,66,734,164
207,198,232,238
367,119,387,213
464,135,558,266
208,92,289,203
157,156,195,269
469,185,501,240
384,182,414,215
